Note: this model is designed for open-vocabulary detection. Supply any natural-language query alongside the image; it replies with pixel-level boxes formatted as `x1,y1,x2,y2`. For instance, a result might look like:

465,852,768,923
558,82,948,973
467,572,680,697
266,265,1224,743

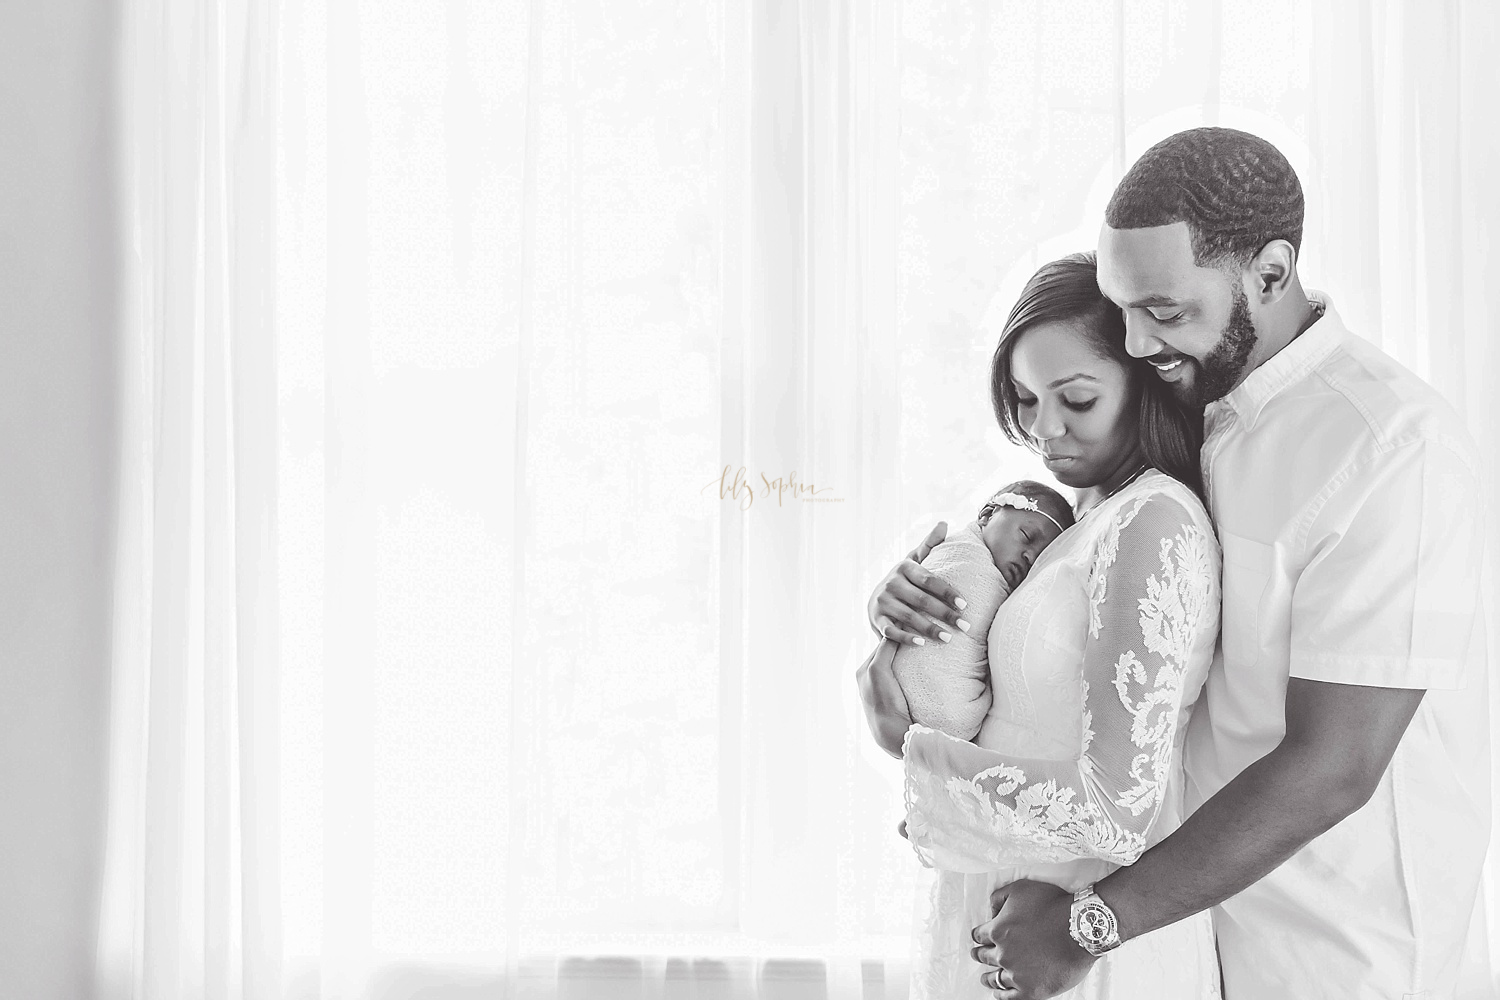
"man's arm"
1099,436,1475,938
1095,677,1424,941
969,667,1429,999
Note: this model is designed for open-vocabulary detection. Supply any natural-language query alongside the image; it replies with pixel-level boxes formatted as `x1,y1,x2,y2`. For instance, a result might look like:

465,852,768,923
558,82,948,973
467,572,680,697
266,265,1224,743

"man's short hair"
1104,127,1304,271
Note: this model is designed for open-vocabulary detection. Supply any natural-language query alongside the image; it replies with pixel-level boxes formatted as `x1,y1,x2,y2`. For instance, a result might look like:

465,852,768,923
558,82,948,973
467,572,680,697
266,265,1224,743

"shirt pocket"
1219,531,1274,668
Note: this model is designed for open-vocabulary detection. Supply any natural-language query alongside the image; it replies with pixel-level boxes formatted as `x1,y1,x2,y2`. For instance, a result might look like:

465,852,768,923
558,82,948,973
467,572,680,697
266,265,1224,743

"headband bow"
984,492,1066,533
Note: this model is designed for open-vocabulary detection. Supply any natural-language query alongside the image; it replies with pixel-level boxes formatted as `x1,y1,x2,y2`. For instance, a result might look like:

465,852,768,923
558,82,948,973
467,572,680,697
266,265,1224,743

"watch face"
1078,904,1113,944
1073,900,1119,952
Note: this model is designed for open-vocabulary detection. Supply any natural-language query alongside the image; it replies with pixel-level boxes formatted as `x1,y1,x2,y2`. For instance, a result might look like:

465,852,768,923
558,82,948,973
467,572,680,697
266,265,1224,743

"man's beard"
1173,285,1257,407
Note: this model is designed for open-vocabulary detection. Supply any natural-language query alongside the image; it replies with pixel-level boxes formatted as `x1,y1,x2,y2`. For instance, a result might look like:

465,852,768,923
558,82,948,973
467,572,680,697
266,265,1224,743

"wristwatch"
1068,883,1123,957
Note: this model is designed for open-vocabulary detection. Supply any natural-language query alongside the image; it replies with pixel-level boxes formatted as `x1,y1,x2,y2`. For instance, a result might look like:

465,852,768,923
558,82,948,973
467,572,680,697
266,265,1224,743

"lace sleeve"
900,490,1219,873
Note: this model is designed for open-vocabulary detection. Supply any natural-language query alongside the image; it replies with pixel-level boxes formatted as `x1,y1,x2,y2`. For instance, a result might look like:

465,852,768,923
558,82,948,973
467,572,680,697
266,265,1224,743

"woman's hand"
867,522,971,645
855,639,914,758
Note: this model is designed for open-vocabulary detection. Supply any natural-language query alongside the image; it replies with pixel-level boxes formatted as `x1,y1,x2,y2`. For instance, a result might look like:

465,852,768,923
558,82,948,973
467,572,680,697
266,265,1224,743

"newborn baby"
890,480,1074,740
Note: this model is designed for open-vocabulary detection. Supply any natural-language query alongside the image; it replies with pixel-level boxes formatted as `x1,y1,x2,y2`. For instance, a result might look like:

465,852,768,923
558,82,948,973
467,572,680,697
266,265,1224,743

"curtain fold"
97,0,281,997
98,1,1500,997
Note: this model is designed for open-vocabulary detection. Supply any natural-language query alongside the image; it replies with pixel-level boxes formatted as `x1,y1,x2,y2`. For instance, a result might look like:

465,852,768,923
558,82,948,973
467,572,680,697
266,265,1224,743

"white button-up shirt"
1184,292,1491,999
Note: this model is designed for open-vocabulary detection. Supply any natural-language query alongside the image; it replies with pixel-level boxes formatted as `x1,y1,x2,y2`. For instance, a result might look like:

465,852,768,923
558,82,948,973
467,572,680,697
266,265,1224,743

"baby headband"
986,492,1067,534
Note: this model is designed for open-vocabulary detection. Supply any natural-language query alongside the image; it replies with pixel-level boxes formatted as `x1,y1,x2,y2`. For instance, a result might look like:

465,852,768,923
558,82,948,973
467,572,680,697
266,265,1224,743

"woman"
857,253,1222,999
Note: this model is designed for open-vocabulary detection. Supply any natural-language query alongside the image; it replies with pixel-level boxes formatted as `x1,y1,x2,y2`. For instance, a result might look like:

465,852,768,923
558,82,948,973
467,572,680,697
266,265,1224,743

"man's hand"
855,639,913,758
970,880,1095,999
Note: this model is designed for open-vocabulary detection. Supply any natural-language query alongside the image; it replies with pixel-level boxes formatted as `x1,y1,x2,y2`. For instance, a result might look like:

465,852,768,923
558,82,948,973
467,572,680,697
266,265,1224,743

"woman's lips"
1042,454,1076,468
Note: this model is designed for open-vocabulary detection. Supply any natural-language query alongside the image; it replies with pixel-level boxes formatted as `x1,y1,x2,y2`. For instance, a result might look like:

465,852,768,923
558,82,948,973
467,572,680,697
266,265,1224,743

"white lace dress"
901,470,1223,999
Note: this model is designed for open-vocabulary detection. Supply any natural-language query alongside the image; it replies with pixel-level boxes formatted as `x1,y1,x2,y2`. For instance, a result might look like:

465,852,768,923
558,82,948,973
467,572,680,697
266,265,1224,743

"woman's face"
1009,320,1142,490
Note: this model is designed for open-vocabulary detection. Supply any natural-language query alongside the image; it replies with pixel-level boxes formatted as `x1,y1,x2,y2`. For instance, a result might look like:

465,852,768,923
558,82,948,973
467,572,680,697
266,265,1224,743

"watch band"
1069,883,1123,957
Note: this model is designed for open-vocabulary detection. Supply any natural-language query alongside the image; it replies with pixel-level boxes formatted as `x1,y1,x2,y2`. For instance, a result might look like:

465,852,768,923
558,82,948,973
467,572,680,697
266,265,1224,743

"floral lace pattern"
1112,525,1215,816
902,476,1218,869
901,471,1223,999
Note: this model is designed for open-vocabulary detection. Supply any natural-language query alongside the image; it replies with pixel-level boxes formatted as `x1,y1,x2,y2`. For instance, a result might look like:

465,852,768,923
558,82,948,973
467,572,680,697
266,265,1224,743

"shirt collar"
1207,289,1346,432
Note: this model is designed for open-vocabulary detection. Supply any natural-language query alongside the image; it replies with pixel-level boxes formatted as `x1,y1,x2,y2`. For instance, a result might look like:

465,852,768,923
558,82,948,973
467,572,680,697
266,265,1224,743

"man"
968,127,1490,998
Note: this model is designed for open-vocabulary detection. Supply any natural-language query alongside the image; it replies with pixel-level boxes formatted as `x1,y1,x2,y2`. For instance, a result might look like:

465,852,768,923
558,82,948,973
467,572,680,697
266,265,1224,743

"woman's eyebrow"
1047,373,1101,389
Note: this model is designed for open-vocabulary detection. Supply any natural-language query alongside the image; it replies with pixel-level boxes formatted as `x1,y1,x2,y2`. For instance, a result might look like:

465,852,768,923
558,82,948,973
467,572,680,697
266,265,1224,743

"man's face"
1096,221,1258,407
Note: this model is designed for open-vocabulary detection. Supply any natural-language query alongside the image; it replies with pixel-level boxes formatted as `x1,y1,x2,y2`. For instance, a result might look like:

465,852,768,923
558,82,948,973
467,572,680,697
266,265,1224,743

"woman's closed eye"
1062,396,1096,412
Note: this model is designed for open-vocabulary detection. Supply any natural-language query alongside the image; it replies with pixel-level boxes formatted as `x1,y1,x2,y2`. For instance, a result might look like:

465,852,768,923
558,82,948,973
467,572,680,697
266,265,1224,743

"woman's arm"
855,639,915,757
900,492,1220,873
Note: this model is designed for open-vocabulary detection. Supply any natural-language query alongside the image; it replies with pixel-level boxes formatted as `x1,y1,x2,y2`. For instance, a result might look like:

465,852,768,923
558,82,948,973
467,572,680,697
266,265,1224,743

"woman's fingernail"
955,598,967,610
913,636,925,646
956,619,970,632
938,631,952,643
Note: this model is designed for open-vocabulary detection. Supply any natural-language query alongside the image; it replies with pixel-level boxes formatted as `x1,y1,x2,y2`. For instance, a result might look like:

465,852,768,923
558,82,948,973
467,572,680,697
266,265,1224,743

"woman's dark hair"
988,251,1204,498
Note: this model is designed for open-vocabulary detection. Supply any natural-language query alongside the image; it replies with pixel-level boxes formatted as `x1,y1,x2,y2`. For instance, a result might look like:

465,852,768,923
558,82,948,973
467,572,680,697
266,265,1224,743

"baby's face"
981,507,1065,591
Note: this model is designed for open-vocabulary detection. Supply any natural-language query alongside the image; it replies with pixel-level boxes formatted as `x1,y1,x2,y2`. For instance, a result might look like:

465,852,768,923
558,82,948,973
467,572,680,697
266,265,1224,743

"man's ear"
1247,240,1296,304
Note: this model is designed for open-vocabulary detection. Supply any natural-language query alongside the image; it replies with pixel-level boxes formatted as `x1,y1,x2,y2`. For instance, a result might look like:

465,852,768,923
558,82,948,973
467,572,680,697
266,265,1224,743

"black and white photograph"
3,1,1498,998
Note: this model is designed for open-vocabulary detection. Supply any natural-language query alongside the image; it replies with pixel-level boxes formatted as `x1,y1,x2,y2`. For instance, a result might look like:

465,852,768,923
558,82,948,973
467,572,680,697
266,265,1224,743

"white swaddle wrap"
890,519,1010,741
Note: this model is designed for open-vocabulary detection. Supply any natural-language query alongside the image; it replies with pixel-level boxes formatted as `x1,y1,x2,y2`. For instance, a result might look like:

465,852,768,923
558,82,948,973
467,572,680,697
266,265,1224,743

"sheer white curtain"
96,1,1500,998
97,0,281,997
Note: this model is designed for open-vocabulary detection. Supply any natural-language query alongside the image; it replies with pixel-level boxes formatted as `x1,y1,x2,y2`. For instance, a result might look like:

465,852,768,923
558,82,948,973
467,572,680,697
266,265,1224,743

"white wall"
0,2,117,997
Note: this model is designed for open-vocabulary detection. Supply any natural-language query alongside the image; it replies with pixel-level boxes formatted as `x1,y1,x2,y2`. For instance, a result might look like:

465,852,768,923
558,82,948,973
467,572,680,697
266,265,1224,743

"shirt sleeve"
900,491,1220,873
1289,438,1483,689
